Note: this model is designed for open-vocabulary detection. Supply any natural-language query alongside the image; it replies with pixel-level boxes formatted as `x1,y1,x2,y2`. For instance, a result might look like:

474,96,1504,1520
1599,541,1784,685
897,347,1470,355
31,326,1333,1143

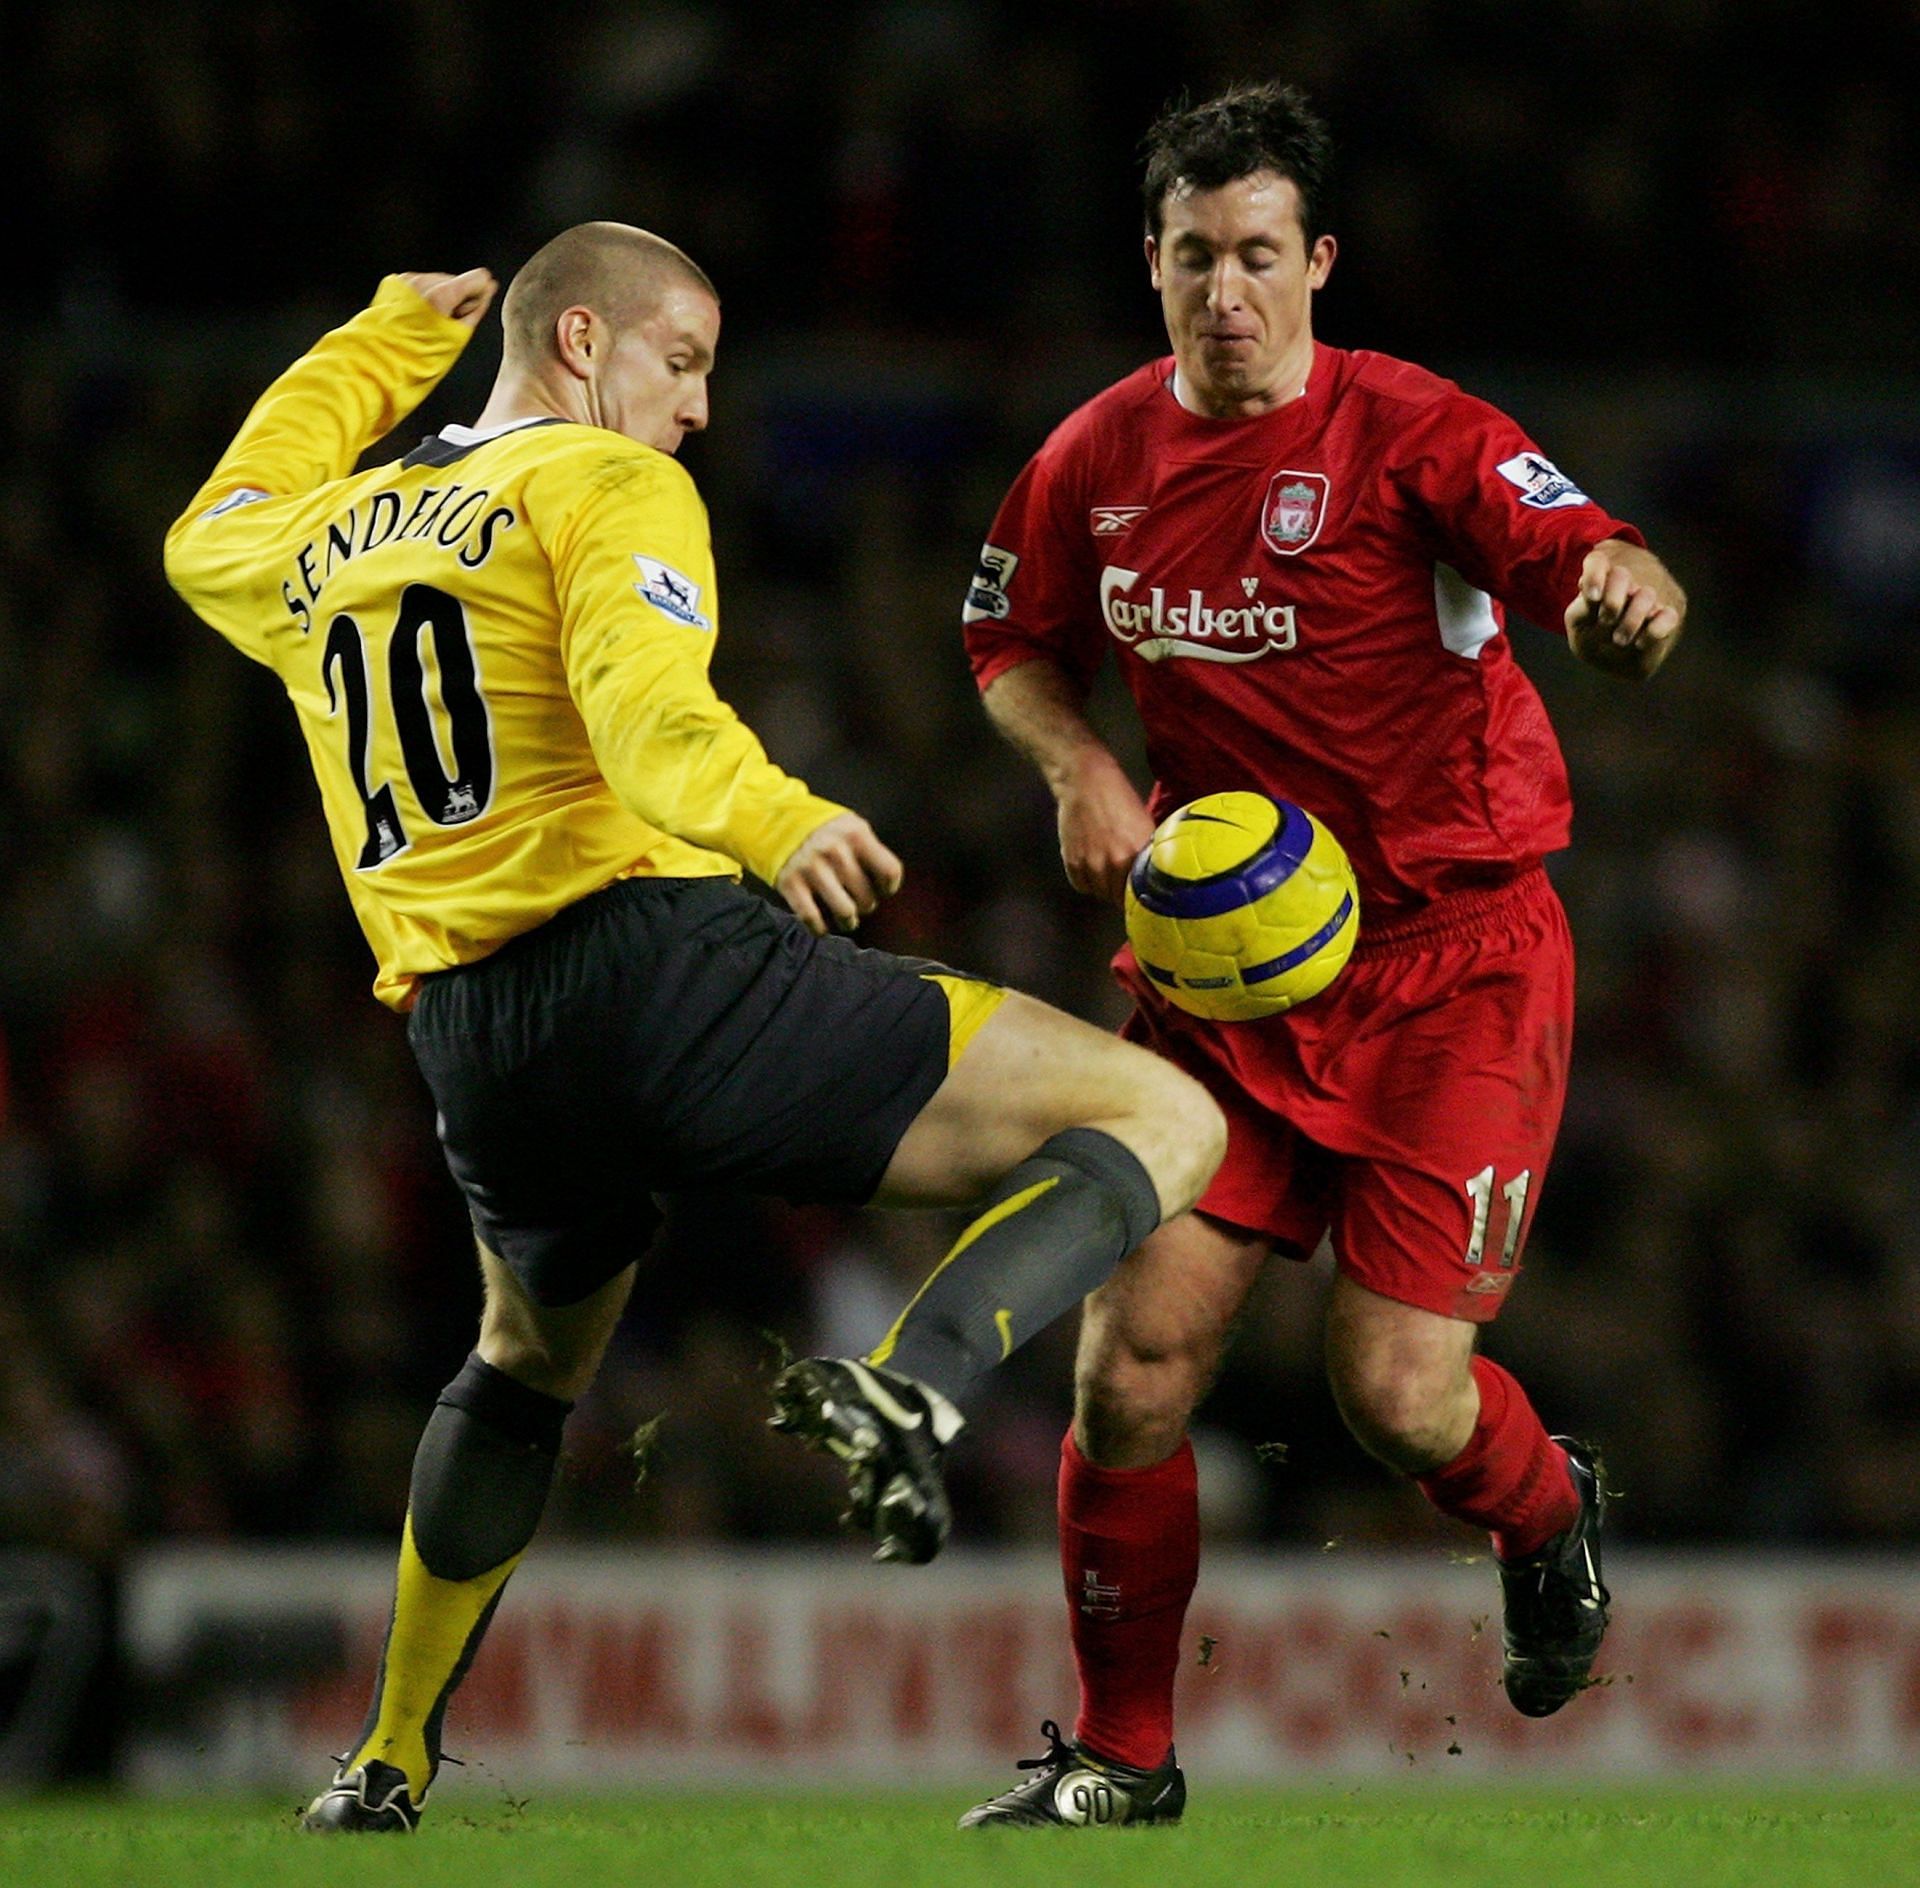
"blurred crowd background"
3,0,1920,1599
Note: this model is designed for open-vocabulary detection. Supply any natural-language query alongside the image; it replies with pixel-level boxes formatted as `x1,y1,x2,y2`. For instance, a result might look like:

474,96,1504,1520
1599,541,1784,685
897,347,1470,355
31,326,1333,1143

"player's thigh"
476,1239,637,1402
872,990,1216,1211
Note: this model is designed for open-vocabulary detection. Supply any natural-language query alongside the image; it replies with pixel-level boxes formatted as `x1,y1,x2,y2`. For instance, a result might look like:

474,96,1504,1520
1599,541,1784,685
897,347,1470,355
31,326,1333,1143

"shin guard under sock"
870,1128,1161,1408
1059,1430,1198,1770
347,1355,571,1796
1415,1354,1578,1560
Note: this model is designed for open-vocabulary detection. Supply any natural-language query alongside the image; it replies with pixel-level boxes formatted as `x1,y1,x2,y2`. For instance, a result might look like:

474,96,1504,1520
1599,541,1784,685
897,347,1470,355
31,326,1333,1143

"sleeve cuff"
367,274,481,351
738,795,853,886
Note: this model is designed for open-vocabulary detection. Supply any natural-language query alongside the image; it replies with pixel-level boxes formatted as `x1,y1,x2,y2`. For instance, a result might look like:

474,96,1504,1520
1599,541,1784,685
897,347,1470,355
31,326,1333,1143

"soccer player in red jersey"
959,83,1686,1827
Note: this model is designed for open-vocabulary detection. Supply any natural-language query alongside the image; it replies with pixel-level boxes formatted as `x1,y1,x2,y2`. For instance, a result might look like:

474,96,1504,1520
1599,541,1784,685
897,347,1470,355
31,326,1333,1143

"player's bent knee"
1117,1062,1226,1219
476,1252,632,1403
1330,1349,1473,1471
1074,1295,1222,1463
1075,1365,1195,1467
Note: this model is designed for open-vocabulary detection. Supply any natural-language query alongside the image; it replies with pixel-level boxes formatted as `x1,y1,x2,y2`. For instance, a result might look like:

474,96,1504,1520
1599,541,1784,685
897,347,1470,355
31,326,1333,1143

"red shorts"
1118,868,1572,1324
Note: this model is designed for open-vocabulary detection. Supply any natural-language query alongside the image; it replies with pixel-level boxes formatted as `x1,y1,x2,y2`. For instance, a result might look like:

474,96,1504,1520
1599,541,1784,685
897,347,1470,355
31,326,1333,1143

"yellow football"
1125,791,1359,1021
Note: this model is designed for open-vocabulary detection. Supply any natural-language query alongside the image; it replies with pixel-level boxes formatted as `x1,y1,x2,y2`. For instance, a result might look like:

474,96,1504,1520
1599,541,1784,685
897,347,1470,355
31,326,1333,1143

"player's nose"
1205,262,1241,310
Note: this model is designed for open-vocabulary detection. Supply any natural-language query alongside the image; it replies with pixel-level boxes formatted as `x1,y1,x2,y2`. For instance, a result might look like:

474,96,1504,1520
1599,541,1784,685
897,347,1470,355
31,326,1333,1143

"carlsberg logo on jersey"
1100,566,1298,664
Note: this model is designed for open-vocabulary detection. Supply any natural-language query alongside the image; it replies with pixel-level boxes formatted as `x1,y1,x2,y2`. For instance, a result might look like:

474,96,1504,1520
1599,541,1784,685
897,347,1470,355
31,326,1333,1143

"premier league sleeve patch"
632,554,713,629
1495,452,1591,510
205,487,271,518
962,544,1020,622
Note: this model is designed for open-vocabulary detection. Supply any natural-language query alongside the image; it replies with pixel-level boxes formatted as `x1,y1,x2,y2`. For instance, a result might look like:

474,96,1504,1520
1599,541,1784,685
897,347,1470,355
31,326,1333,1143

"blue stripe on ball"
1129,799,1313,919
1239,891,1356,984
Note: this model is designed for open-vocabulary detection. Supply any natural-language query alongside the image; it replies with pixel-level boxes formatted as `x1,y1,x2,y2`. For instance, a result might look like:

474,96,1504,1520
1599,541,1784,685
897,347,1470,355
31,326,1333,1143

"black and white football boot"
769,1357,963,1565
1499,1436,1612,1717
299,1758,423,1833
959,1719,1186,1829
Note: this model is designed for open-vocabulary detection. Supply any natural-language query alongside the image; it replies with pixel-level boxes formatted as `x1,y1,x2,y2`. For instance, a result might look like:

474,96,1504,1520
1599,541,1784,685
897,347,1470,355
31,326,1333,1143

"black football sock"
345,1354,570,1797
869,1127,1162,1410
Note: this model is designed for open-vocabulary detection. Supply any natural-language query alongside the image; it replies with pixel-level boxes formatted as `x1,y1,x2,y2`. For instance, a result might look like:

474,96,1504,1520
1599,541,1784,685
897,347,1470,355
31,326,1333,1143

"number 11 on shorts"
1464,1166,1531,1268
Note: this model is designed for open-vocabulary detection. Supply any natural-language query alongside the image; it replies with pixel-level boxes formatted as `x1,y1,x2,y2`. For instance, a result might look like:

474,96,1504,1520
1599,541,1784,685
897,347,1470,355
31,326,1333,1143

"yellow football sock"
347,1512,522,1799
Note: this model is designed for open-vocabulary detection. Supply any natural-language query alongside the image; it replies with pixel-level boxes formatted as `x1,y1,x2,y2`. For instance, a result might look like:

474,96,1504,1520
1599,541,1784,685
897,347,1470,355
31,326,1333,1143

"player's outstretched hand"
777,813,905,936
1058,749,1157,907
398,268,499,332
1566,539,1686,681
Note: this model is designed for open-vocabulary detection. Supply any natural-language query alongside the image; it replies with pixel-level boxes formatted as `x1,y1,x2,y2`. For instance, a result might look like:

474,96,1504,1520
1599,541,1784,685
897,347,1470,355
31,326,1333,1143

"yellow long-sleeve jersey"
164,278,848,1009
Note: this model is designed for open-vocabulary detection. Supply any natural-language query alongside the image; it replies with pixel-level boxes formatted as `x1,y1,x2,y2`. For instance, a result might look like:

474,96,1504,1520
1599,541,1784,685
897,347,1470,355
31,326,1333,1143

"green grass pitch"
5,1788,1916,1888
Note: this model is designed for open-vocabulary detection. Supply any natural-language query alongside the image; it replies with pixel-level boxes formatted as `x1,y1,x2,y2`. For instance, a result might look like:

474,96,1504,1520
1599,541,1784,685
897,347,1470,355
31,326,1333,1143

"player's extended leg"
871,990,1227,1376
302,1246,634,1833
1323,1273,1607,1715
960,1210,1268,1828
771,991,1226,1563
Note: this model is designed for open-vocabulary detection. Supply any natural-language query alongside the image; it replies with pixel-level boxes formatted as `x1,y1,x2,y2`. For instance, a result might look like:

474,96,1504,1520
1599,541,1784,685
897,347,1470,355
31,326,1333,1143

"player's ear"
552,305,599,380
1307,234,1337,290
1145,232,1163,290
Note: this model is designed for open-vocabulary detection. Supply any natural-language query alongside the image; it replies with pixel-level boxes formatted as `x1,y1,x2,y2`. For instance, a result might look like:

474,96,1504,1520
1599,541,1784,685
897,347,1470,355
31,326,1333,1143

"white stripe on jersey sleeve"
1433,562,1501,660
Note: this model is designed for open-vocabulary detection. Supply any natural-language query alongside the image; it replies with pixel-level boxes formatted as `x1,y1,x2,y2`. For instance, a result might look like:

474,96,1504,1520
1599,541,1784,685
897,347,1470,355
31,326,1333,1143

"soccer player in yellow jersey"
164,224,1225,1833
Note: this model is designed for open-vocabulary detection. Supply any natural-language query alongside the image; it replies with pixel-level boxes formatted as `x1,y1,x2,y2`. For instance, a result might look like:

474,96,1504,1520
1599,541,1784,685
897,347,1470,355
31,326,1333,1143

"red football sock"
1415,1355,1578,1561
1058,1430,1198,1770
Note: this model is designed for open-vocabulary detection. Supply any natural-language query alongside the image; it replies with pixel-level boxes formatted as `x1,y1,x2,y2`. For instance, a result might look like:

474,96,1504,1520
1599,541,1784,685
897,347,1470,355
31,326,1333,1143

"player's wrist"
1042,739,1128,800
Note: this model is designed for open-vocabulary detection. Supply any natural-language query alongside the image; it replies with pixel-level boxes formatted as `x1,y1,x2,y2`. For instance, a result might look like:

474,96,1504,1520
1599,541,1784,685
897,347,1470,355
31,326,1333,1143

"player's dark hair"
502,221,718,364
1141,81,1333,245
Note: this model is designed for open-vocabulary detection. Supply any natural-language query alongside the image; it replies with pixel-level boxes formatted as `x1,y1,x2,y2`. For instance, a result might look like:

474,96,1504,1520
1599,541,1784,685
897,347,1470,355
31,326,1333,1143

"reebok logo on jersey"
1099,565,1298,664
1496,452,1590,510
962,544,1019,622
1090,505,1149,535
632,555,712,629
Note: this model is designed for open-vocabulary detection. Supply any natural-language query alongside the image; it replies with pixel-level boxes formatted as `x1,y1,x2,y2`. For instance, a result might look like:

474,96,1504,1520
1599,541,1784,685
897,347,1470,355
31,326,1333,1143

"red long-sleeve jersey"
963,344,1642,923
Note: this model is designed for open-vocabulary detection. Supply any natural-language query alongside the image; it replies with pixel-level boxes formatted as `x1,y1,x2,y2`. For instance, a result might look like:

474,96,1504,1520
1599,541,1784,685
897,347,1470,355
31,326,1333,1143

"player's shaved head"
501,221,717,365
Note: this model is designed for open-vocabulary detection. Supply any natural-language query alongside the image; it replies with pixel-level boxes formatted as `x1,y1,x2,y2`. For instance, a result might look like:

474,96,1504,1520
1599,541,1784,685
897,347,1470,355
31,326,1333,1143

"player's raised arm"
165,271,491,554
981,658,1154,908
1384,387,1686,684
537,444,896,932
1564,538,1687,680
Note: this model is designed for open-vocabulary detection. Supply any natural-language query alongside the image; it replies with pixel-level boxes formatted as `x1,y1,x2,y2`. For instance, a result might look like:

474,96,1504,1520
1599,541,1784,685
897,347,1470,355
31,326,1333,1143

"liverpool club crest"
1261,469,1330,557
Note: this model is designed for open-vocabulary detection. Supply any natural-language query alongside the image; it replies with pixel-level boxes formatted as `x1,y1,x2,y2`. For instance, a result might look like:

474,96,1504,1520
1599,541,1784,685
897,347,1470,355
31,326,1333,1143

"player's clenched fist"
1057,749,1157,907
777,812,905,935
1566,538,1687,681
398,268,499,331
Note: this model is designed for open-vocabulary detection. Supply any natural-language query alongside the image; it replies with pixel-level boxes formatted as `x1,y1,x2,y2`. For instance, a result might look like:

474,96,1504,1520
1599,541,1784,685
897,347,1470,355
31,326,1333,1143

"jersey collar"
401,415,568,470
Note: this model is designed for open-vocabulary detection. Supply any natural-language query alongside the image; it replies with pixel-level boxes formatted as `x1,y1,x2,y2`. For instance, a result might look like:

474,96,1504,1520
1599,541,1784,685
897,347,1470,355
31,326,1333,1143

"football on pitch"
1125,791,1360,1021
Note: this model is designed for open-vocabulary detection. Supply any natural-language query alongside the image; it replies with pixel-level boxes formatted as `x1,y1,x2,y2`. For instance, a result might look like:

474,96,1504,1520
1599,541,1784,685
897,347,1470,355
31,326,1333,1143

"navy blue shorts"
408,878,969,1306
